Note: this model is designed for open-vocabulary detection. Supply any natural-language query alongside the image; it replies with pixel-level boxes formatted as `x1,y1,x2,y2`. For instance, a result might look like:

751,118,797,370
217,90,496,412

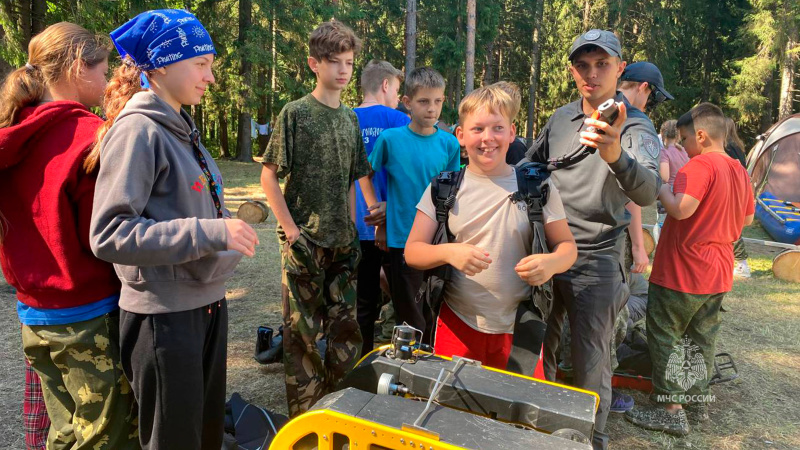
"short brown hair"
404,67,445,99
660,119,678,141
459,84,519,124
361,60,403,94
676,103,726,142
309,20,361,61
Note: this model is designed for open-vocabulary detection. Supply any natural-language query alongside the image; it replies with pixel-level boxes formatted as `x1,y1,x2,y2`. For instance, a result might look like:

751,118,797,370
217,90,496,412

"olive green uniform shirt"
263,94,370,248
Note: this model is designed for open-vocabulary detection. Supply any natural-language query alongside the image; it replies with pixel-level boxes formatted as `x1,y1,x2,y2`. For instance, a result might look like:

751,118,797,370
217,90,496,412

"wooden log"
772,250,800,283
226,196,267,202
237,200,269,224
643,227,656,256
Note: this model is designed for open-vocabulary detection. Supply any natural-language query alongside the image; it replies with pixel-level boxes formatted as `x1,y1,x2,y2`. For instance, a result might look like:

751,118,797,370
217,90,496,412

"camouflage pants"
647,283,724,404
21,312,140,450
281,234,363,417
733,234,749,261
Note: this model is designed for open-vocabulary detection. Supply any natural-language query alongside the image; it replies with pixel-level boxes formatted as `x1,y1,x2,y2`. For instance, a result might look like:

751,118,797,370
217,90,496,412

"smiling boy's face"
309,50,354,92
456,107,516,176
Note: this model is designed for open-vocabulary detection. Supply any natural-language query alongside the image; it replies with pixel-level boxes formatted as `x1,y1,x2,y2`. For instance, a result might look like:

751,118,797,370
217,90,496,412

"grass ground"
0,159,797,449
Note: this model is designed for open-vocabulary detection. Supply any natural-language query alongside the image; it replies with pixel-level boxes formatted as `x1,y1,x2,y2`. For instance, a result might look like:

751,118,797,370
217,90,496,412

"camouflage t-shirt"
263,94,370,248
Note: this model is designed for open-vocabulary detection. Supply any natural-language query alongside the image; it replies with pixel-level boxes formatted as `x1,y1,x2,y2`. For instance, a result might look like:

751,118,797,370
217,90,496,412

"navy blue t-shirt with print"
353,105,410,241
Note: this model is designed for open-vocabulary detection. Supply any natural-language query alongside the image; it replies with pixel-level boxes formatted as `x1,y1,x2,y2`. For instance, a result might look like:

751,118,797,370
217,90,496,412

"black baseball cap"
569,29,622,61
620,61,674,101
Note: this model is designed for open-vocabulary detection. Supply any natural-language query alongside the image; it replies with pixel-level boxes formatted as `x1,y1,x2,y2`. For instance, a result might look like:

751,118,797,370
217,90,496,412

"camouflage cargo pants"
647,283,724,404
21,311,140,450
281,234,363,417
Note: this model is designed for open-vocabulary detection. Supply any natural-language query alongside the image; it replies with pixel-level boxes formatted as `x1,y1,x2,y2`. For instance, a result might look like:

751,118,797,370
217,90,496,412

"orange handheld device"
586,98,621,134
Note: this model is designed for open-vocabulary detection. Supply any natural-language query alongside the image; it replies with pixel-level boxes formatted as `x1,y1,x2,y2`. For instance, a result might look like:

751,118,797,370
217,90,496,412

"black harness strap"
415,169,466,332
506,161,554,376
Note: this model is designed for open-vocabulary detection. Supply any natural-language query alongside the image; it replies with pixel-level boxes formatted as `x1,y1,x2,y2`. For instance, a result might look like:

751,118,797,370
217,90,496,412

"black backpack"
415,161,554,376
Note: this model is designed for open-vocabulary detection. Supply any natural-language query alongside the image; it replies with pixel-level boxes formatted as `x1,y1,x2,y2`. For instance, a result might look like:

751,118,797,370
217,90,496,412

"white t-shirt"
416,167,566,334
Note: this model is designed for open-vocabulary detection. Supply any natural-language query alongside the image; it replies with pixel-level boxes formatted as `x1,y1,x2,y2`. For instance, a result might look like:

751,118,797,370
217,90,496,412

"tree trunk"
760,69,775,133
235,0,253,162
482,39,495,85
700,4,717,102
31,0,45,35
257,66,269,157
269,7,277,123
583,0,591,31
454,10,464,108
778,21,798,119
526,0,545,143
614,0,624,47
465,0,476,95
193,104,204,140
0,26,11,79
19,0,32,47
129,0,147,15
404,0,417,81
219,113,230,159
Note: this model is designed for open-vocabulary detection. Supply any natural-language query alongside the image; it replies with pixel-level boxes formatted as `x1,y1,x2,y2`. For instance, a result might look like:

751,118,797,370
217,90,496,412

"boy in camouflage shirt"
260,21,372,417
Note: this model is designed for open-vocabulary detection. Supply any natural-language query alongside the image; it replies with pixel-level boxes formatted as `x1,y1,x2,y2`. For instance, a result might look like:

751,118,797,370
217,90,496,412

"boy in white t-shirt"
405,84,577,369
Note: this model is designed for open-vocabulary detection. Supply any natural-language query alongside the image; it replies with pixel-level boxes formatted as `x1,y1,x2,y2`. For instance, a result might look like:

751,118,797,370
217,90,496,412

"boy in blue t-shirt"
368,67,461,344
354,60,410,354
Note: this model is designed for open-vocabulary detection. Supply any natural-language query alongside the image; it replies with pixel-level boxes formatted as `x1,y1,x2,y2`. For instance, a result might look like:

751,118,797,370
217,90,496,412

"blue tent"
746,114,800,245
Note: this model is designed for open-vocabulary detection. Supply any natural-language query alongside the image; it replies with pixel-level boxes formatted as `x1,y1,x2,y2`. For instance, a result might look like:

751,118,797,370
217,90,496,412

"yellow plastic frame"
269,346,599,449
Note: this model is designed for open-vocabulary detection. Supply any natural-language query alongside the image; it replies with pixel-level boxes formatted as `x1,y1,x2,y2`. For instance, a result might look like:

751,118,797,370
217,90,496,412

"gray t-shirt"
527,93,661,275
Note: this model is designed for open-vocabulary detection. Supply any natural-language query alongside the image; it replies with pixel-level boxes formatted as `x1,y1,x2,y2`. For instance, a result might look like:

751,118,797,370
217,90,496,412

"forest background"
1,0,799,161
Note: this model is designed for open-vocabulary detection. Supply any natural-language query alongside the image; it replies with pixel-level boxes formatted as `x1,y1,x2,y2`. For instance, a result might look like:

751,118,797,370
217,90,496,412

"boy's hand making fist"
515,254,558,286
449,244,492,276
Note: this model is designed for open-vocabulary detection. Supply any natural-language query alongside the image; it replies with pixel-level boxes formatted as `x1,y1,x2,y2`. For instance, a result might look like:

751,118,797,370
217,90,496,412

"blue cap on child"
110,9,216,87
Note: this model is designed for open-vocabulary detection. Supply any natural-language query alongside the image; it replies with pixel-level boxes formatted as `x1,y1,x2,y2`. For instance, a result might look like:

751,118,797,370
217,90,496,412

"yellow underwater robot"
270,326,599,450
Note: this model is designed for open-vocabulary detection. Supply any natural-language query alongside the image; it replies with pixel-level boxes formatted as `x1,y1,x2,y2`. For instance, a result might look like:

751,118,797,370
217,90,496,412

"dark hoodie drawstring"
189,129,223,218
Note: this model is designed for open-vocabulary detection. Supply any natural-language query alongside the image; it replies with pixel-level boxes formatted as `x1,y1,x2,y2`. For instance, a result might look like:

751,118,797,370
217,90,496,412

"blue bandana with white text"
110,9,216,72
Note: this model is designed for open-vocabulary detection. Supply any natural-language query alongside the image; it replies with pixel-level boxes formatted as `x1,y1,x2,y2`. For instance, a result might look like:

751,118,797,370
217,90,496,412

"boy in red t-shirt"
626,103,754,436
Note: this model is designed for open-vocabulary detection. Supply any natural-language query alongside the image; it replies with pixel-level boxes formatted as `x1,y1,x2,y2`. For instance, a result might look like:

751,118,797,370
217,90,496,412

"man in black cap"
527,30,662,450
618,62,674,277
619,62,674,112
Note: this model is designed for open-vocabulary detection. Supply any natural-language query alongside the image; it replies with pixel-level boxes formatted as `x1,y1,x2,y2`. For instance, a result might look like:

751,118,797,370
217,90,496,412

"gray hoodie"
90,91,242,314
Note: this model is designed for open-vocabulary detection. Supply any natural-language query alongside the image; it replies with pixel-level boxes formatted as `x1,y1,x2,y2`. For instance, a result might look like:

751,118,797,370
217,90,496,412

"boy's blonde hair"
309,20,361,61
361,60,403,94
458,83,520,124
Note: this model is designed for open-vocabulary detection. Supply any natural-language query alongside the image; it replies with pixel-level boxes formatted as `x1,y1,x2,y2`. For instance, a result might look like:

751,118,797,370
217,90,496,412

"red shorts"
434,302,546,378
434,302,513,369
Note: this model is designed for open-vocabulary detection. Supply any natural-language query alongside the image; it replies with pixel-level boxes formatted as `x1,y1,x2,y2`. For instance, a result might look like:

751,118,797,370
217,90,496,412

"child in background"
626,103,754,436
0,22,139,450
353,60,410,354
405,84,576,369
724,117,751,278
260,20,371,417
368,67,461,344
659,119,689,189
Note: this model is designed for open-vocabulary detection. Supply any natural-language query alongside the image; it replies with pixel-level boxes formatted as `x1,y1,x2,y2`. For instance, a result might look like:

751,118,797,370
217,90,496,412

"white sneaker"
733,260,751,278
